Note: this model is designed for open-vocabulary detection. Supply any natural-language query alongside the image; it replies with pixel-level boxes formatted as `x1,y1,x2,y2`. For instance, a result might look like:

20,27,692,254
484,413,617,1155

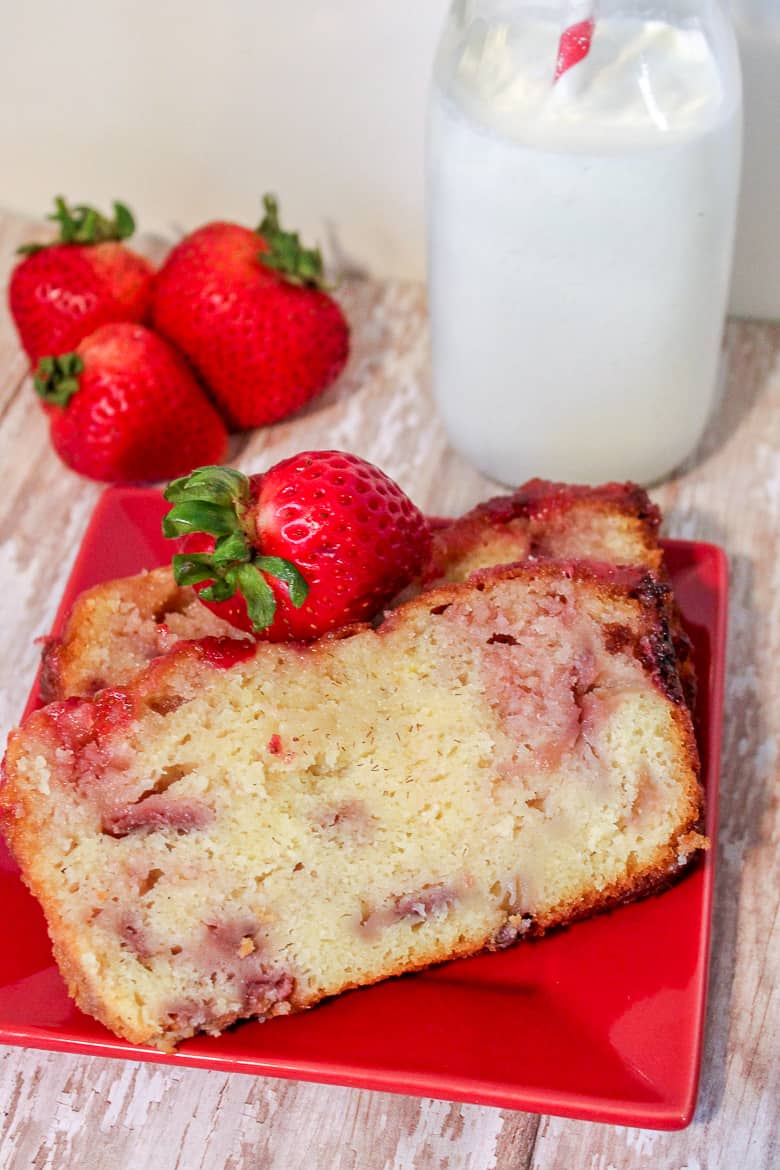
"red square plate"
0,488,727,1128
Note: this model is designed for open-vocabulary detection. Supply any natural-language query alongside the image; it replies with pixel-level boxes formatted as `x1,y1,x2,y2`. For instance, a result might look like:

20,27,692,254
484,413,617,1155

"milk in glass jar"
426,0,742,484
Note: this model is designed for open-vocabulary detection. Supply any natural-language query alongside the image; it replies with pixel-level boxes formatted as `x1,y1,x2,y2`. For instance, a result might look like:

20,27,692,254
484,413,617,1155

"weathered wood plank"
0,213,39,416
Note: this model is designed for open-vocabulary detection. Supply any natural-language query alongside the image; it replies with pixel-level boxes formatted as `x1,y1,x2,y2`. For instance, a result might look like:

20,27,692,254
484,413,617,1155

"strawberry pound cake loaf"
1,561,705,1050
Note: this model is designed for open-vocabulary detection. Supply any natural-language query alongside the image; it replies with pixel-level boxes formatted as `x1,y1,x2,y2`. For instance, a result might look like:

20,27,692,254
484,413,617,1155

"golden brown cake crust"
425,479,663,583
39,566,244,703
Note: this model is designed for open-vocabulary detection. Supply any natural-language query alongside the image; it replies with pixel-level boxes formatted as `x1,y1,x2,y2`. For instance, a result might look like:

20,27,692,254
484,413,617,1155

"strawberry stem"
34,353,84,407
256,194,330,290
17,196,137,255
163,465,309,632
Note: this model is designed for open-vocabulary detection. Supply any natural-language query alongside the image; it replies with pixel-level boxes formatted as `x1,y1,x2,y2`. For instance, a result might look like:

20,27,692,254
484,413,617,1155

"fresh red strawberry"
162,451,431,641
9,197,155,365
151,196,349,429
34,323,228,483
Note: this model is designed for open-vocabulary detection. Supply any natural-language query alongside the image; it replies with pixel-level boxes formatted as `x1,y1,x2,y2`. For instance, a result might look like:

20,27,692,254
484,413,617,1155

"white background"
0,0,450,278
0,1,776,314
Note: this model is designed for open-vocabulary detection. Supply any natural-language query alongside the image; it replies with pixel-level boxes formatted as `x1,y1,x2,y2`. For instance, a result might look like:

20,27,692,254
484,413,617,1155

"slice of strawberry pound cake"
1,561,705,1051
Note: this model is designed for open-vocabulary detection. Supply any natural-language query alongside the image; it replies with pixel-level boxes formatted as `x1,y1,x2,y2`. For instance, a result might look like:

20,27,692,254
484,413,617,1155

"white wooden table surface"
0,211,777,1169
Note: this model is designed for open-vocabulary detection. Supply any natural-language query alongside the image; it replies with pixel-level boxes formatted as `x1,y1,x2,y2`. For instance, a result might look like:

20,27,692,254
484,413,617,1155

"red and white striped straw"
554,0,596,84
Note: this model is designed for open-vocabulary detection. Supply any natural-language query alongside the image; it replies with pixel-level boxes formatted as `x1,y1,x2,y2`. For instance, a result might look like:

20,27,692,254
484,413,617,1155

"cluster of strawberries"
9,196,350,483
10,198,433,639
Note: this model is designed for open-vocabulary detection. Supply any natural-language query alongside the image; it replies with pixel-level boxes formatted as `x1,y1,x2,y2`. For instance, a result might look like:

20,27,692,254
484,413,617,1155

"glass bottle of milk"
729,1,780,319
426,1,742,485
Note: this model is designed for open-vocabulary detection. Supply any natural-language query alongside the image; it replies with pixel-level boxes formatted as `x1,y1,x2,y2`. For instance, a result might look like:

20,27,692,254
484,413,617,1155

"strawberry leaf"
171,552,220,588
17,196,137,254
236,564,277,630
257,194,332,290
111,201,135,241
34,353,84,406
165,466,249,507
163,466,252,554
211,531,251,565
162,500,241,539
255,556,309,608
200,570,240,603
56,196,136,243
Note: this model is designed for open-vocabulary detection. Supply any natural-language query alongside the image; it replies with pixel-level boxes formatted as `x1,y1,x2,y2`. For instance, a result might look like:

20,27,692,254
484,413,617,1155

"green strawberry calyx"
162,465,309,633
256,194,332,290
17,196,136,256
34,353,85,407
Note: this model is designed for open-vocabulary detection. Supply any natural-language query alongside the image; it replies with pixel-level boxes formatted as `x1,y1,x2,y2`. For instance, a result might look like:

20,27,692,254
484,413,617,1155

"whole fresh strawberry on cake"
151,196,350,429
34,323,227,483
9,197,155,365
163,451,431,640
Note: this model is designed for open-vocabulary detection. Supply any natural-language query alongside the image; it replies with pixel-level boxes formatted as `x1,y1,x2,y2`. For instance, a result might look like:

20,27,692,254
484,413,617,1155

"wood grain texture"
0,213,38,417
0,212,777,1169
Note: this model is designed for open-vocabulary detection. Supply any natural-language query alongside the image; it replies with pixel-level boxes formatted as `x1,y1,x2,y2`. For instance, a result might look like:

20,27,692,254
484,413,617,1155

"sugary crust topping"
20,689,138,777
462,478,660,526
426,480,662,585
429,482,662,545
